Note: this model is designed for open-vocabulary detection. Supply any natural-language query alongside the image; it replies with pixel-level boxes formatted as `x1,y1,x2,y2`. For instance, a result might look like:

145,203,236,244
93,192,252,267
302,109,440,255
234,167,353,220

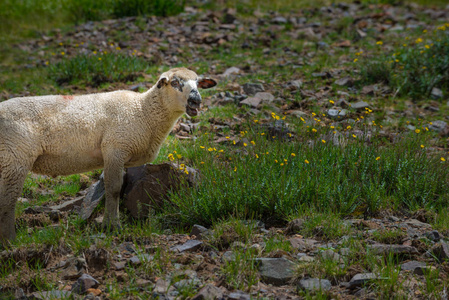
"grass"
48,52,151,87
358,26,449,99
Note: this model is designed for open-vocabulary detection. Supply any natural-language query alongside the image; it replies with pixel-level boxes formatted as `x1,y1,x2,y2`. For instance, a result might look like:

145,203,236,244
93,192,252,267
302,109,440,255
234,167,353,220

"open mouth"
186,100,200,117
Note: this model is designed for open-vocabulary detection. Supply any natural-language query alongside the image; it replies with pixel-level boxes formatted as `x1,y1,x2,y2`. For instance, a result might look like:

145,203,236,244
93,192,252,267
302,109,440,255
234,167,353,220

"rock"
154,279,170,294
113,261,126,270
128,254,153,266
171,240,203,253
122,163,198,218
425,230,441,242
254,92,275,103
221,251,236,263
298,278,332,292
61,257,86,280
367,244,418,255
351,101,370,110
431,87,443,99
321,249,343,263
242,83,264,95
414,265,437,275
327,109,347,119
31,290,72,299
71,274,100,294
79,174,105,220
174,278,201,289
285,80,303,91
192,284,223,300
85,246,110,273
49,196,84,212
400,260,427,271
429,121,448,133
239,96,262,108
312,72,330,78
190,224,210,239
222,67,241,78
86,288,102,296
255,257,295,286
432,241,449,262
272,16,288,24
289,238,318,251
334,77,354,87
348,273,378,288
228,290,251,300
286,218,305,233
299,255,315,262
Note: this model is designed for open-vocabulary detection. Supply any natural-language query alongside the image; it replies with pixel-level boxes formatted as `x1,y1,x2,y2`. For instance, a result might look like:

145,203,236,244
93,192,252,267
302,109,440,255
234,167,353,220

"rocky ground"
1,1,449,299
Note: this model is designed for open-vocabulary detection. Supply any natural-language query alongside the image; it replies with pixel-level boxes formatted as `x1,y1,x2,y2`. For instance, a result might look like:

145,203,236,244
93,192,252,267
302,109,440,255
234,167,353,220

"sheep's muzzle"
186,90,201,116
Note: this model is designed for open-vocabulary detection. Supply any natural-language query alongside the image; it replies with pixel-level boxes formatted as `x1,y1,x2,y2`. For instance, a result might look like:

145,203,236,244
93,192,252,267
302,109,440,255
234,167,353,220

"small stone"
414,265,437,275
255,257,295,286
222,67,241,78
321,249,343,263
228,290,251,300
239,97,262,108
171,240,203,253
312,72,330,78
432,241,449,262
154,279,169,294
425,230,441,242
299,255,315,262
86,288,102,296
190,225,209,239
348,273,378,288
286,218,305,233
254,92,275,103
340,248,350,256
334,77,354,87
285,80,303,91
113,261,126,270
431,87,443,100
368,244,418,256
429,121,448,133
242,83,264,95
192,284,223,300
289,237,318,251
272,16,288,24
298,278,332,292
71,274,99,294
351,101,370,110
401,260,427,271
221,251,236,263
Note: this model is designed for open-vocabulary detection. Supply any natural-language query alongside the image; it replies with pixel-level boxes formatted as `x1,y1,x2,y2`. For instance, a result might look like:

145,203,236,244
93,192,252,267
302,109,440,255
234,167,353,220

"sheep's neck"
142,89,182,135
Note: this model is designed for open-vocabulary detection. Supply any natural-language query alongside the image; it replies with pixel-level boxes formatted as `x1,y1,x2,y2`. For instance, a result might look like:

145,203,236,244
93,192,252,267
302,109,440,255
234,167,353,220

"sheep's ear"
156,76,169,88
198,78,217,89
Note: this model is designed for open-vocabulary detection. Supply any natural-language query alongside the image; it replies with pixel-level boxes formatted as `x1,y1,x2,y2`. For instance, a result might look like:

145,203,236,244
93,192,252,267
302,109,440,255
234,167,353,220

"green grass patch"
162,125,449,227
358,26,449,99
48,52,151,87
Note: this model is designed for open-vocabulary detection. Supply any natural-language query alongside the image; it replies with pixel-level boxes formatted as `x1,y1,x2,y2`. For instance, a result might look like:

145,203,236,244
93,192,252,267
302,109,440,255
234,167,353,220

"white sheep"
0,67,217,242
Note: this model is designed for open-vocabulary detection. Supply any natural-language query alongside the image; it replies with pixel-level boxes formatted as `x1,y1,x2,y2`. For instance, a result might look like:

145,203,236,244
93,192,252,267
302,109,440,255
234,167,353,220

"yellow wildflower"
376,41,383,45
376,157,380,161
415,129,420,134
421,145,425,148
441,157,446,162
354,58,358,63
251,141,255,145
291,153,296,157
305,159,309,164
243,143,247,147
322,140,326,143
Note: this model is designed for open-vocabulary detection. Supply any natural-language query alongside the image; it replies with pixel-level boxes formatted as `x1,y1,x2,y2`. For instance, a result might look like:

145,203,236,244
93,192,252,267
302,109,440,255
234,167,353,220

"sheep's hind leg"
102,151,125,231
0,164,29,243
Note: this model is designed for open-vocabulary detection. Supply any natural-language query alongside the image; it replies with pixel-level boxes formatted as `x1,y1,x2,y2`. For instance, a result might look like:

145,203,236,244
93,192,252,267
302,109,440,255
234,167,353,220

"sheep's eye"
171,80,182,91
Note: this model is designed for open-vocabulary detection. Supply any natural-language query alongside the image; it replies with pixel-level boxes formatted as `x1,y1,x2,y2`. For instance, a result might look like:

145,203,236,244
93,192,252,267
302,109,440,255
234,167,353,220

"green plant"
220,248,259,291
372,229,407,244
48,52,151,87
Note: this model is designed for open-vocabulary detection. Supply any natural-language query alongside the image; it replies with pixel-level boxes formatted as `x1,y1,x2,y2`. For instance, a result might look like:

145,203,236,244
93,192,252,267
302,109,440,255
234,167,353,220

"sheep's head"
156,68,217,117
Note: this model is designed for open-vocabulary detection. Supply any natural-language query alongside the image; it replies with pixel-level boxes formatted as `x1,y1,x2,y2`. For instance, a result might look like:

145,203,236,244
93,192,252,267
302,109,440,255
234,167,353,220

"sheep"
0,67,217,242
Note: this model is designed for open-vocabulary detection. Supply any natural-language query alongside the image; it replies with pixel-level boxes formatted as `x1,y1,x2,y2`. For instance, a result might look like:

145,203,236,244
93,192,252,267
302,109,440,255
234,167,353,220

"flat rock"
285,80,303,91
321,249,343,263
222,67,241,78
299,255,315,262
254,92,275,103
239,96,262,108
286,218,305,233
348,273,378,288
429,120,448,133
171,240,203,253
414,265,437,275
228,290,251,300
190,224,210,239
192,284,223,300
288,237,318,251
30,290,72,299
242,83,264,95
432,241,449,262
351,101,370,110
255,257,295,286
401,260,427,271
79,175,105,220
298,278,332,292
49,196,84,212
431,87,443,99
71,274,99,294
334,77,354,87
425,230,441,242
367,244,418,255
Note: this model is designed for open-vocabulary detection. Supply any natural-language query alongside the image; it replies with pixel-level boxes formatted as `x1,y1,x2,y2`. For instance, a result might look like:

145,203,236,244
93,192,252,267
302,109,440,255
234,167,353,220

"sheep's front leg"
0,165,29,243
102,150,125,229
